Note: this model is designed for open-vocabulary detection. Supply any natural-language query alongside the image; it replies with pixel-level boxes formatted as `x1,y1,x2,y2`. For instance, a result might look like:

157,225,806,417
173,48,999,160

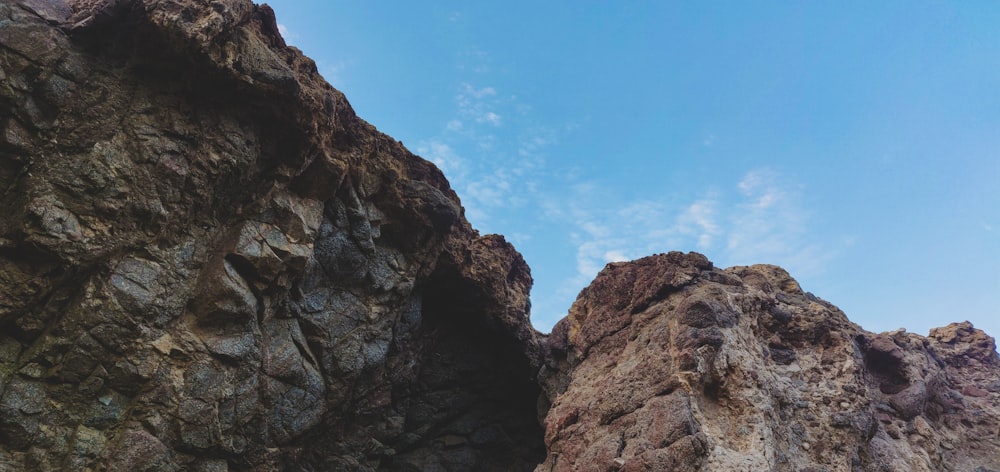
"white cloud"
409,78,569,231
737,168,771,194
465,84,496,99
276,23,301,45
543,168,841,324
567,194,722,277
575,241,606,278
725,169,831,277
456,83,504,127
604,250,628,263
480,111,502,126
508,232,532,245
458,48,492,74
464,176,509,204
519,135,551,157
415,140,464,177
557,193,677,288
676,200,720,249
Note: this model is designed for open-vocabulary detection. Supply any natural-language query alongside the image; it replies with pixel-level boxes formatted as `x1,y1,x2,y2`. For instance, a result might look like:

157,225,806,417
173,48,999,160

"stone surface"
0,1,542,469
2,1,999,471
538,253,1000,472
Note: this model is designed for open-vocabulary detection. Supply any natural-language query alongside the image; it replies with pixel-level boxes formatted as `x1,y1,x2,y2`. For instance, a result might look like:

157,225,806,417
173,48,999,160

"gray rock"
2,2,998,472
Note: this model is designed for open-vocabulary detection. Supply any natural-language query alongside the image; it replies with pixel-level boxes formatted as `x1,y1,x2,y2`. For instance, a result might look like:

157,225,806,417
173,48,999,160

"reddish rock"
2,1,999,471
963,385,990,398
539,254,1000,471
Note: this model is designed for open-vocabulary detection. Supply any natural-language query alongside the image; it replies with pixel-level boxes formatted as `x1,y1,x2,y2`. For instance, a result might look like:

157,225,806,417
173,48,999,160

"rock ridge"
1,1,998,471
2,0,542,469
538,252,999,471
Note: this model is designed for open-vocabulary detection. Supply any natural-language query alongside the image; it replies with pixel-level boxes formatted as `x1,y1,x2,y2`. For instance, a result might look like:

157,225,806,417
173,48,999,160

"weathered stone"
888,381,928,420
0,0,544,469
1,1,998,471
104,427,178,472
538,253,1000,471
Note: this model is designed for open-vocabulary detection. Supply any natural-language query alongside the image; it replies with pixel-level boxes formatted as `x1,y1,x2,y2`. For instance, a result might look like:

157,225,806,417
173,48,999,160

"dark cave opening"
390,270,545,471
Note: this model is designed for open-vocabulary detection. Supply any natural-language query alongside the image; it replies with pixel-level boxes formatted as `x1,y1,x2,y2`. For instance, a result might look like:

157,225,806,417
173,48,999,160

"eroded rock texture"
2,1,999,472
0,0,541,469
538,252,1000,472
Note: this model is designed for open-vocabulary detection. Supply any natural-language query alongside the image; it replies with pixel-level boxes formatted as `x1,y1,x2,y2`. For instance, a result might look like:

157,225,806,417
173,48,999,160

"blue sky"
265,1,1000,338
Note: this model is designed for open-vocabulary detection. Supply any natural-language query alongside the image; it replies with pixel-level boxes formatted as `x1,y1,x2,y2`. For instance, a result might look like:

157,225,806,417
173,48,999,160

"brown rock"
0,1,542,470
963,385,990,398
2,1,999,471
538,254,1000,471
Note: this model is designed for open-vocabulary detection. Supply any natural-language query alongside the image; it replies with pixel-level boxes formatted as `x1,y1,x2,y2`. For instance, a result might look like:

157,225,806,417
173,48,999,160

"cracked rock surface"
1,0,542,470
538,253,1000,472
2,1,999,471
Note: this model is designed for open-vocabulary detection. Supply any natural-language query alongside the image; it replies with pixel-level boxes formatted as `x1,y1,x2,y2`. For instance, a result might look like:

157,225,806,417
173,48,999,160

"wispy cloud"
553,194,686,292
480,112,502,126
414,79,565,230
544,168,840,315
725,168,832,276
276,23,302,45
405,43,843,331
461,84,496,99
458,47,492,74
456,83,503,127
676,200,721,249
415,140,464,178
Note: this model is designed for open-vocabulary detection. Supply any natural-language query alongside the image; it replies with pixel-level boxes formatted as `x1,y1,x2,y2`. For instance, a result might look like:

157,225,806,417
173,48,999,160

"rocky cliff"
0,1,997,471
537,253,1000,471
1,0,542,469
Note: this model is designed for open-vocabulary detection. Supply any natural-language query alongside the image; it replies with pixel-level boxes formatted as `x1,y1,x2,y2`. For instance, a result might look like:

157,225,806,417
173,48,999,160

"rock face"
1,1,542,470
1,1,998,471
538,253,1000,471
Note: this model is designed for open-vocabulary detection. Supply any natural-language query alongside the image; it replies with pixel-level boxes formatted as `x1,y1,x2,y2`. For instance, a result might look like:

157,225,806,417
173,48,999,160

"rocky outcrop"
2,1,999,471
538,252,1000,472
1,0,541,470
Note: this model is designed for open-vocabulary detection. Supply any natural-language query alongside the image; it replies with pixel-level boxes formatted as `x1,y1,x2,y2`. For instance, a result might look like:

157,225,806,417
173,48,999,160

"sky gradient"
265,1,1000,338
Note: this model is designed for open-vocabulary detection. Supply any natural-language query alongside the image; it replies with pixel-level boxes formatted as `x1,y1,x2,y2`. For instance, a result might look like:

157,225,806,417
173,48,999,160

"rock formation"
0,1,997,471
1,1,542,469
537,252,1000,471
